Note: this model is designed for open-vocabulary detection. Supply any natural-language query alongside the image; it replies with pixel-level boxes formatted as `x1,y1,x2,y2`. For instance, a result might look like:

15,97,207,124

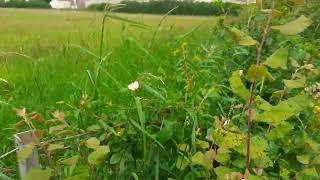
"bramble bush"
1,0,320,179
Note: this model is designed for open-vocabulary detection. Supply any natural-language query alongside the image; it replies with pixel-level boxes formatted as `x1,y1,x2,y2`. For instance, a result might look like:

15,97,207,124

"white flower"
239,70,244,76
128,81,139,91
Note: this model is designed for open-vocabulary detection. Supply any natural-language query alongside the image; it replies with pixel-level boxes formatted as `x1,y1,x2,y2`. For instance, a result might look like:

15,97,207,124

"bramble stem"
244,1,275,178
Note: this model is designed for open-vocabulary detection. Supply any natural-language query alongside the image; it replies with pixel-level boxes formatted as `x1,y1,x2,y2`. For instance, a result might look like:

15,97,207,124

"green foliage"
0,0,50,9
229,70,250,100
24,168,51,180
271,15,313,35
87,1,241,16
264,47,289,70
1,2,320,179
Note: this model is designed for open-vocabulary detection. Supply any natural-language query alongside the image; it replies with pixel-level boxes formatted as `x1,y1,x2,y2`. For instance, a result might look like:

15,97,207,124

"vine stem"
244,1,275,178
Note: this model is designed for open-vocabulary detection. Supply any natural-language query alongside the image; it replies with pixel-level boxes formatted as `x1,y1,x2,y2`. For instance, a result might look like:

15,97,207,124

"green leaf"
85,137,100,149
214,166,233,179
254,94,311,126
88,145,110,165
191,152,212,170
212,128,244,149
215,148,231,164
247,65,268,80
110,153,122,165
17,143,35,161
267,122,293,140
0,172,12,180
58,155,79,166
264,48,288,70
86,125,100,132
284,78,305,89
300,167,318,177
235,136,267,159
271,15,313,35
156,121,175,143
24,168,51,180
229,70,250,100
297,155,310,164
47,143,64,152
176,156,188,170
227,27,258,46
255,96,272,111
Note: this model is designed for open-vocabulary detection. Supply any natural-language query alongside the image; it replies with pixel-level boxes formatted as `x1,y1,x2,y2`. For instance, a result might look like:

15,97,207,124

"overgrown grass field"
0,8,218,177
1,4,319,179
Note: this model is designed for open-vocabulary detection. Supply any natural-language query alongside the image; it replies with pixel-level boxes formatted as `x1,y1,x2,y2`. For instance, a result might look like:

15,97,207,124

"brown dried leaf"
14,108,26,117
52,111,65,121
49,124,68,133
47,144,64,152
14,119,26,129
34,129,44,142
85,137,100,149
28,112,44,123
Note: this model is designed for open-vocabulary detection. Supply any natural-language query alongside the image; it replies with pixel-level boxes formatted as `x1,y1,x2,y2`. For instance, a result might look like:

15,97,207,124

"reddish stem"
79,149,100,180
244,1,275,178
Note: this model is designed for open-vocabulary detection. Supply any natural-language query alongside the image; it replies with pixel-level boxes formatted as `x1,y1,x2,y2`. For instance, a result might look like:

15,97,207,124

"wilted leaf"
227,27,258,46
247,65,268,80
34,129,44,141
204,149,216,163
14,108,26,117
191,152,212,169
17,143,35,161
52,111,65,121
28,112,44,123
49,124,68,133
14,120,26,129
24,168,51,180
196,139,209,149
177,144,190,152
264,48,288,70
254,94,311,126
297,155,310,164
85,137,100,149
271,15,313,35
284,78,305,89
229,70,250,100
88,145,110,165
47,144,64,152
58,155,79,166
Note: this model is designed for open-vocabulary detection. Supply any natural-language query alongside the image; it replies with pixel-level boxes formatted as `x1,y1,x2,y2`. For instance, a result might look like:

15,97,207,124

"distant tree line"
87,0,241,16
0,0,50,9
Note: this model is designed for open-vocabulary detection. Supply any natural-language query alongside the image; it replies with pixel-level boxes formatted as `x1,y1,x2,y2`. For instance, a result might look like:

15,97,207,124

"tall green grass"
0,8,219,176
